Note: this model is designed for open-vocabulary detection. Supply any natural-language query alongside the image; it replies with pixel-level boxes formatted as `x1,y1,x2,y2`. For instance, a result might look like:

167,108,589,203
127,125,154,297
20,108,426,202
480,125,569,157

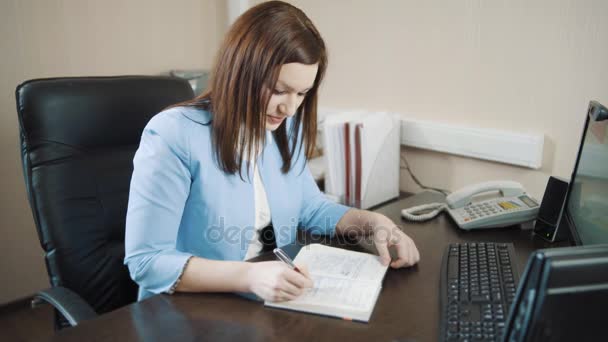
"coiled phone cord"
400,202,448,222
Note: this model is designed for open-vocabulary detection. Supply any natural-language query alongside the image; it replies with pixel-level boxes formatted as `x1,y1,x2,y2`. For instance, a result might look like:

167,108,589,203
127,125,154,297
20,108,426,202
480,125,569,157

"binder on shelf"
322,111,400,209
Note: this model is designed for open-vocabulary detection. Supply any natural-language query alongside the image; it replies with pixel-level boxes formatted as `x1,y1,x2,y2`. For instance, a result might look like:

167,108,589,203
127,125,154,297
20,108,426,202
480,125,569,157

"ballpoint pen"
273,247,302,273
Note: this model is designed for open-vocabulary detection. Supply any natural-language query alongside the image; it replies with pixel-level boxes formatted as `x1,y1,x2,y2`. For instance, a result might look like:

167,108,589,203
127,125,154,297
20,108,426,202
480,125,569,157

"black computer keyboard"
440,242,519,342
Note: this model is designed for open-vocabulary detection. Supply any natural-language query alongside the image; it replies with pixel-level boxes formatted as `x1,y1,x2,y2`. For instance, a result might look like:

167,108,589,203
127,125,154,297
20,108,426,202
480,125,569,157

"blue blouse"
124,106,350,300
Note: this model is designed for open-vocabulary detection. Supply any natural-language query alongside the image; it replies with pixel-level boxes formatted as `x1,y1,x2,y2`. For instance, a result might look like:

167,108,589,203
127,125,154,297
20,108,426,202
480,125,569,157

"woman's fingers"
409,235,420,263
296,264,311,279
274,264,313,301
388,231,420,268
390,240,410,268
373,228,392,265
279,278,304,297
284,266,313,289
271,289,297,302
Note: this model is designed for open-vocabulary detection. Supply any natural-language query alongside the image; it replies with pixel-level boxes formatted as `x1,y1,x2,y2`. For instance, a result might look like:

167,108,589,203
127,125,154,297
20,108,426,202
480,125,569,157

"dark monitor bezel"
562,101,607,246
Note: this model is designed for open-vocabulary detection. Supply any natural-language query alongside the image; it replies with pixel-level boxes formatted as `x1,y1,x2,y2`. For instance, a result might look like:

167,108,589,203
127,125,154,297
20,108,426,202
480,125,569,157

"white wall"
0,0,226,305
275,0,608,198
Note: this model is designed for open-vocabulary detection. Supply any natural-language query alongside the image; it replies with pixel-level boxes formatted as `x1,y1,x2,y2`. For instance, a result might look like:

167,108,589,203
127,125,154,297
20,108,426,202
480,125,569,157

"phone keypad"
464,203,502,221
451,196,538,229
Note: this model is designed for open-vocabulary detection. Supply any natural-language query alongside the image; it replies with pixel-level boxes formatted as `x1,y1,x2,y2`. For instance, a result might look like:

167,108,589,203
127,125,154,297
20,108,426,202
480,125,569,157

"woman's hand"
246,261,313,302
336,209,420,268
371,213,420,268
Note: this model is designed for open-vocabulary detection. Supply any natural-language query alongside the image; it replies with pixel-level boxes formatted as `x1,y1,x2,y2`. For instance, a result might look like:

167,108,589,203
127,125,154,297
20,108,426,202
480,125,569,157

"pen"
273,248,302,273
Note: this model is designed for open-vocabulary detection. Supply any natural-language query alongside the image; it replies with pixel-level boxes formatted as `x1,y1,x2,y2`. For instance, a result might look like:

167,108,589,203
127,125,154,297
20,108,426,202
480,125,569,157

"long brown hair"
176,1,327,178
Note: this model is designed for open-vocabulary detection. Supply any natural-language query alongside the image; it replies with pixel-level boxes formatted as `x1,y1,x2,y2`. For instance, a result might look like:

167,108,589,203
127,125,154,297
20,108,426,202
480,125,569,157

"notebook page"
294,244,388,283
286,275,378,311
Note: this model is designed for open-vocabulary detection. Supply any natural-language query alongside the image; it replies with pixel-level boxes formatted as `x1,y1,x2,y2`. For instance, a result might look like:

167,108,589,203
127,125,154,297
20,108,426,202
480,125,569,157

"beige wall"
0,0,226,305
276,0,608,198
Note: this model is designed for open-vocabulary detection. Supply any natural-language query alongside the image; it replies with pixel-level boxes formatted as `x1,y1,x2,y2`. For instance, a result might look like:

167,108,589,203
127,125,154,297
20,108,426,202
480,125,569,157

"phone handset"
400,180,526,222
445,180,525,209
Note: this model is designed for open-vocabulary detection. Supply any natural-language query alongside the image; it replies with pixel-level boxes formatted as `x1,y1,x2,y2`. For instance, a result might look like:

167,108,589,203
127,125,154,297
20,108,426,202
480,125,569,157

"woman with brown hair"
125,1,419,302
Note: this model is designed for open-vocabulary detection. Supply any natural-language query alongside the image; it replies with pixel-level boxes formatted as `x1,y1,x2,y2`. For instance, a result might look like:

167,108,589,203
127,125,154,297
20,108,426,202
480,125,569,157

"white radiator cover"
399,117,544,169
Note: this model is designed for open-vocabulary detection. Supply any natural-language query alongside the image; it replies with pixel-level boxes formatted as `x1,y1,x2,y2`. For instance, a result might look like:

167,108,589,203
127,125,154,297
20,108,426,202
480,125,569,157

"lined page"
265,244,388,321
287,275,378,311
294,244,388,283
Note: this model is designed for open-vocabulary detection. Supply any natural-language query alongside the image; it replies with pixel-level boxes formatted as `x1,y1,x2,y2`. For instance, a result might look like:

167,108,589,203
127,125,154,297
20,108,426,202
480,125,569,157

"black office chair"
15,76,194,329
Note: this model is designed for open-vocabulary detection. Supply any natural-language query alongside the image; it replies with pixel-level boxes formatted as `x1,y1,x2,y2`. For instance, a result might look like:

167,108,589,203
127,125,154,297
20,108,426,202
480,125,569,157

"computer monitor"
503,101,608,342
562,100,608,245
503,244,608,342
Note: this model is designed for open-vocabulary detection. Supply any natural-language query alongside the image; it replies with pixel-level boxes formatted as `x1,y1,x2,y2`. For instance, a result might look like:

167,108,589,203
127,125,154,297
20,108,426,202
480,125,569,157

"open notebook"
264,244,389,323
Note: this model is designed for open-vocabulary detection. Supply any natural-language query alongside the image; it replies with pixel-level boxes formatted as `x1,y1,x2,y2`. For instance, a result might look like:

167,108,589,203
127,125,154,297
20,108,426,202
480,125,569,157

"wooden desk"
49,192,561,342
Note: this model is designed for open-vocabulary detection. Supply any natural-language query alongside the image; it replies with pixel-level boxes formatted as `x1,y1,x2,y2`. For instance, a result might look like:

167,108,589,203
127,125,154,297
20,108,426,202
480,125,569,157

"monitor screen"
504,244,608,342
566,101,608,245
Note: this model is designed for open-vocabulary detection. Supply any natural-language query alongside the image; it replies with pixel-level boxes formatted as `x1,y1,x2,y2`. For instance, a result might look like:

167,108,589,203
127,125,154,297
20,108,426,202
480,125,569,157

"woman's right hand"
246,261,313,302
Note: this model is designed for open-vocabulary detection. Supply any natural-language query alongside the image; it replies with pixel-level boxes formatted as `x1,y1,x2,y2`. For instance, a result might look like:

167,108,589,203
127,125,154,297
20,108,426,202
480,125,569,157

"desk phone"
402,181,540,230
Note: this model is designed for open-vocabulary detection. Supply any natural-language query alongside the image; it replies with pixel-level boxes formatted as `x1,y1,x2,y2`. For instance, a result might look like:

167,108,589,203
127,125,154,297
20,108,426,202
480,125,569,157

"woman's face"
265,62,319,131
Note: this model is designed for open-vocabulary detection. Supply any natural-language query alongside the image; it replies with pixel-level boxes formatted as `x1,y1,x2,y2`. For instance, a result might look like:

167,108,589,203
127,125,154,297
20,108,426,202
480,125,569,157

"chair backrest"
15,76,194,314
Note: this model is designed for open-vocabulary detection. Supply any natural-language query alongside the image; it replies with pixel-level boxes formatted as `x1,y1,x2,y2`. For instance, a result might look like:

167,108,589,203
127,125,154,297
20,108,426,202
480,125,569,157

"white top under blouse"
243,134,273,260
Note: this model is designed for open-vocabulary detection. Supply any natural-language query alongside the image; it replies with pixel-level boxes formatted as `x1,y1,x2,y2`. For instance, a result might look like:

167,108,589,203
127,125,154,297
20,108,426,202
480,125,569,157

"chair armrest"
32,287,98,326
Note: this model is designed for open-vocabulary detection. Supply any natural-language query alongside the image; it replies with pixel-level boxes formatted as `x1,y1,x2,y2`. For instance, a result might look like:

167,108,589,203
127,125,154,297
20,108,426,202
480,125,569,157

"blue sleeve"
298,161,351,236
124,111,193,295
288,118,350,236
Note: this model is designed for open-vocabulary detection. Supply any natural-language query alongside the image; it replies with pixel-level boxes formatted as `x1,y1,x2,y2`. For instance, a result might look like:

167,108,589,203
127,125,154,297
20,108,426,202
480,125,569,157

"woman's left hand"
371,213,420,268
